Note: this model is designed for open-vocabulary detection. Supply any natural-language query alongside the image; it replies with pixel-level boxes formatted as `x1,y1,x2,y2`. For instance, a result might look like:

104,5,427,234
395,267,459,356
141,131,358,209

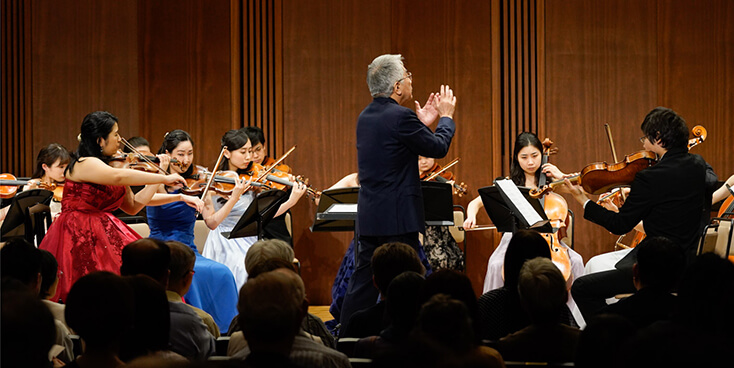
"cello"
536,138,573,282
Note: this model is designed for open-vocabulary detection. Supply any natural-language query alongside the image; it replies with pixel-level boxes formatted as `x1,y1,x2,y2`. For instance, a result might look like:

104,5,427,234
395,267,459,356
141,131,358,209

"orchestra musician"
39,111,187,302
564,107,718,320
418,155,465,271
201,129,306,291
144,129,240,332
340,54,456,329
462,132,584,293
23,143,71,219
241,126,302,244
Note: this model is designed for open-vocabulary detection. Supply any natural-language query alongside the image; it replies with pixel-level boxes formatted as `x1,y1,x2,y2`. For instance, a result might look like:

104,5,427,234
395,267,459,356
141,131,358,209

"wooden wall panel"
28,0,139,169
656,0,734,175
2,0,33,175
281,0,391,305
138,0,232,165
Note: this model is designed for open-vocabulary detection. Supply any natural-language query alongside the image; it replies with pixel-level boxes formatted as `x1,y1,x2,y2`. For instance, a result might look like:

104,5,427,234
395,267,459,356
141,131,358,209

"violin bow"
424,157,460,181
201,146,228,200
255,145,297,183
120,137,168,176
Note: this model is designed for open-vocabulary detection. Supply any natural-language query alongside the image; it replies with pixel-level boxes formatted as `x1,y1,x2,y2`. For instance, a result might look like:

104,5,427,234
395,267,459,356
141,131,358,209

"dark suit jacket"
356,97,455,236
584,147,717,266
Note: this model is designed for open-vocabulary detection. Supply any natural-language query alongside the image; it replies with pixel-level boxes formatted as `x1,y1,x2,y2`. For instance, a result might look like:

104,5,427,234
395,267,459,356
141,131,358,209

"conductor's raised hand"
415,92,439,127
436,85,456,119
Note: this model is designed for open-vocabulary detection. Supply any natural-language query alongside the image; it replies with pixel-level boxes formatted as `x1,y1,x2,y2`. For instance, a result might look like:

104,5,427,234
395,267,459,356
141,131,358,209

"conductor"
340,54,457,328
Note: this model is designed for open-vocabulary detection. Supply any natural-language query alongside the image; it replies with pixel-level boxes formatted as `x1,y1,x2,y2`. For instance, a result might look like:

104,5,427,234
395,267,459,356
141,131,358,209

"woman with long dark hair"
202,129,305,291
39,111,186,302
145,129,240,332
462,132,583,293
23,143,71,219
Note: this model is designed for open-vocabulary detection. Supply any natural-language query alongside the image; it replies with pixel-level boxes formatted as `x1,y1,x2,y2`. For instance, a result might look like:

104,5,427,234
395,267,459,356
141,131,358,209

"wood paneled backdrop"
2,0,732,305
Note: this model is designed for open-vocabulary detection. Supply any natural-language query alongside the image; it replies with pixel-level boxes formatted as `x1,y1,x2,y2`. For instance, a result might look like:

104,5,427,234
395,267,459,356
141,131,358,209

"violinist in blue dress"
145,130,240,332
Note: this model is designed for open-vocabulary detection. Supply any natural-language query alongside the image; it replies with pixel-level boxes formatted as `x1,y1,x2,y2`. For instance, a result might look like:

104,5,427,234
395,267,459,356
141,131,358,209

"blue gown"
147,195,239,332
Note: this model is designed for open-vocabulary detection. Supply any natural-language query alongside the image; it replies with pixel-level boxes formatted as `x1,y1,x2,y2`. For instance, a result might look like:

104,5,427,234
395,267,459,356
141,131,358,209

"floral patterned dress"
40,180,140,302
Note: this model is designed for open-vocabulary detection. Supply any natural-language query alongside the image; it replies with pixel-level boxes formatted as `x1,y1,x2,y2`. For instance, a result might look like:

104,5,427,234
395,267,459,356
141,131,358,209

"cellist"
463,132,584,293
564,107,718,321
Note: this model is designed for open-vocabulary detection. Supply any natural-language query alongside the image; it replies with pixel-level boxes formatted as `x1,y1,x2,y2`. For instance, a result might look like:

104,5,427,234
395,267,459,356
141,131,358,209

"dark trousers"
339,232,424,337
571,266,636,321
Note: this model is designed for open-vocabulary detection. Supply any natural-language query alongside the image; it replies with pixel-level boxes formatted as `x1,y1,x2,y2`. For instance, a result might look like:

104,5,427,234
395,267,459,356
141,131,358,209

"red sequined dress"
39,180,141,302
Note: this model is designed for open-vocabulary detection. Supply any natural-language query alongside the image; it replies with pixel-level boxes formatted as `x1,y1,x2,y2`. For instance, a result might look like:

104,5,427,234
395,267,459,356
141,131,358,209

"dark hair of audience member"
1,277,56,368
575,314,636,368
675,253,734,334
415,294,476,354
503,230,551,291
0,238,42,288
65,271,135,352
39,249,59,299
248,258,297,279
119,275,171,362
372,242,426,294
420,269,480,341
237,269,306,352
634,236,685,291
167,240,196,285
518,257,567,324
120,238,171,284
385,271,425,334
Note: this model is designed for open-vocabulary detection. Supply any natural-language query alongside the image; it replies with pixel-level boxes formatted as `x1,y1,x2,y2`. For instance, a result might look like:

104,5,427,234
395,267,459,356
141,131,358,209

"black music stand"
477,179,552,234
1,189,54,244
311,187,360,232
422,181,454,226
223,189,288,240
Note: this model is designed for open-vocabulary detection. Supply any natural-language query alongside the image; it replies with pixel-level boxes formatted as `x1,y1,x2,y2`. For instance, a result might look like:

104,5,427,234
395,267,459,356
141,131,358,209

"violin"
420,158,468,197
0,173,27,199
536,139,573,282
28,180,64,202
244,163,321,200
181,166,265,196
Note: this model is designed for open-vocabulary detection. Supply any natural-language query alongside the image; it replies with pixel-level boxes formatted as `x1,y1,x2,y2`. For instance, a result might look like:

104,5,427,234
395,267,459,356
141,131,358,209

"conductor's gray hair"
367,54,405,98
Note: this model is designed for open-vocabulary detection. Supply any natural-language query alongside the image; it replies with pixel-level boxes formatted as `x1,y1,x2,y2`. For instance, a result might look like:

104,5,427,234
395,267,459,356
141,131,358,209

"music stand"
223,189,288,240
311,187,360,232
422,181,454,226
1,189,54,243
477,180,552,234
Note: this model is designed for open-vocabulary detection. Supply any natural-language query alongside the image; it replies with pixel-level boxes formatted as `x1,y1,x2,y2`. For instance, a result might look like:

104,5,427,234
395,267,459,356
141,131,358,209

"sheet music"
325,203,358,214
495,179,544,226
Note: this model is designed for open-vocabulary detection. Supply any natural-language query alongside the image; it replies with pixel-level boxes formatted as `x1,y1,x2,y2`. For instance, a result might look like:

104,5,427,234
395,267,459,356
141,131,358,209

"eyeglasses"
246,146,264,155
397,71,413,84
639,136,648,143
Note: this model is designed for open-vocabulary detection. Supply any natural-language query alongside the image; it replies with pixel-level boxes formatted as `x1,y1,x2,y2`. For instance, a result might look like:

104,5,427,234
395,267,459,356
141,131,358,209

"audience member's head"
248,258,298,279
518,257,567,324
65,271,135,352
385,271,425,333
120,275,171,362
166,240,196,295
372,242,425,295
575,314,636,368
633,236,685,291
120,238,171,286
1,277,56,368
675,253,734,334
244,239,294,274
39,249,59,299
503,230,551,290
420,269,479,337
0,238,43,292
238,269,307,355
414,293,475,354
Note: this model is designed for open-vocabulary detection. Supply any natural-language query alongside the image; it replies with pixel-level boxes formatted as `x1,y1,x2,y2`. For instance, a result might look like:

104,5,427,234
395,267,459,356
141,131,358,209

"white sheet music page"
325,203,358,214
495,179,544,226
